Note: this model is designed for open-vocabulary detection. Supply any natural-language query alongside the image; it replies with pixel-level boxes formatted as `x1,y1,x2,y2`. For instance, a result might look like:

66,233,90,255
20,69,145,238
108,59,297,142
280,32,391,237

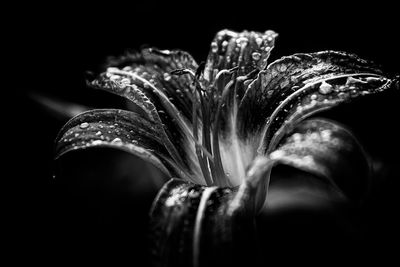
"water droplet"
188,190,200,198
80,122,89,129
120,78,130,85
365,76,381,82
107,67,119,73
292,133,302,143
222,40,229,47
110,75,120,81
318,81,333,95
321,129,331,141
310,94,317,100
74,133,80,137
251,52,261,61
302,155,313,164
111,137,122,144
163,73,171,81
331,138,340,146
264,30,276,36
236,37,248,47
270,150,286,160
255,37,263,47
211,42,218,53
310,132,319,140
264,46,271,52
95,131,102,136
279,64,287,72
92,140,103,146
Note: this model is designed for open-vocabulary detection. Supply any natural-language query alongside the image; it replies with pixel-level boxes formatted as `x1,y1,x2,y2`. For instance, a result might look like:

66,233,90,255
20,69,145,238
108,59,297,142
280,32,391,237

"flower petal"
104,48,198,121
237,51,398,153
269,118,371,201
202,29,277,85
56,109,179,177
89,50,206,183
149,178,258,267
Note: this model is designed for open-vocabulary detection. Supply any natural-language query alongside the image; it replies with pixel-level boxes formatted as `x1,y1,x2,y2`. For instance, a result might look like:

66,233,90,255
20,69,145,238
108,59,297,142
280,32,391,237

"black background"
7,2,400,266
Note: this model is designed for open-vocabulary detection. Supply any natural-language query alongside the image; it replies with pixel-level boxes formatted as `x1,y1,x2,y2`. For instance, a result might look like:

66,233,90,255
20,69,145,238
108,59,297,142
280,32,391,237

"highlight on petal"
88,49,210,184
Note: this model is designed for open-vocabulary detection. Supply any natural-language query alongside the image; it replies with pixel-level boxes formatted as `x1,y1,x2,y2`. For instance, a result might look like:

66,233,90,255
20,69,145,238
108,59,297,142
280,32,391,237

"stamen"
229,76,248,183
111,69,199,181
193,92,213,186
172,68,219,182
212,79,236,186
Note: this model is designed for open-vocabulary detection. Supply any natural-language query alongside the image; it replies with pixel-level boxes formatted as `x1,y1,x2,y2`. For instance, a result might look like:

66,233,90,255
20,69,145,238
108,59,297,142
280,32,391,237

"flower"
55,29,398,266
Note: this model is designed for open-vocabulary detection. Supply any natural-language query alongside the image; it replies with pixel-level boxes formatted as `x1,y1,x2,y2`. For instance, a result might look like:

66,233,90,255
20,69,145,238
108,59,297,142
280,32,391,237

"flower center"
173,67,256,187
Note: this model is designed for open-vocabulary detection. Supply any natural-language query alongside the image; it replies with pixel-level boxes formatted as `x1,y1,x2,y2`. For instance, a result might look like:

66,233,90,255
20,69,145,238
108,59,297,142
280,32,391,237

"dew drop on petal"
111,137,122,144
319,81,333,95
270,150,286,160
80,122,89,129
211,42,218,53
365,76,381,82
321,129,331,141
163,73,171,81
188,190,200,198
310,94,317,100
95,131,102,136
255,37,263,47
292,133,302,143
251,52,261,61
92,140,103,146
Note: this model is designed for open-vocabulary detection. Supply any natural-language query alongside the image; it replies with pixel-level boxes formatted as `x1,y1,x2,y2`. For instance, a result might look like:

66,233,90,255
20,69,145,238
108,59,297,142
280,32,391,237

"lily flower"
55,29,398,266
